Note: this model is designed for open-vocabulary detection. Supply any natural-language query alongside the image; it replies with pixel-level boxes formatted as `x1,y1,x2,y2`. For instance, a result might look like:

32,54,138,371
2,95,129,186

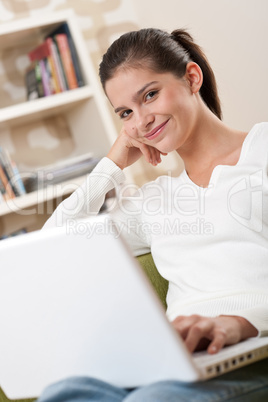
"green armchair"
0,253,168,402
136,252,168,309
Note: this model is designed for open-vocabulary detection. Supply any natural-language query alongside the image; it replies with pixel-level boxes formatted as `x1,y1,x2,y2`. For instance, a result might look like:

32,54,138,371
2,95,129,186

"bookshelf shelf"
0,10,122,238
0,86,94,129
0,175,86,217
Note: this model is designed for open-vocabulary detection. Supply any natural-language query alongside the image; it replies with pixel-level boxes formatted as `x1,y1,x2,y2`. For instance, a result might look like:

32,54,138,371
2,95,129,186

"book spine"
10,161,26,196
0,152,16,200
66,32,84,87
25,64,39,101
55,34,78,90
34,61,45,98
45,37,62,93
45,56,57,94
52,37,69,90
0,148,26,197
46,23,84,87
50,38,68,92
0,165,15,200
28,40,58,95
39,59,51,96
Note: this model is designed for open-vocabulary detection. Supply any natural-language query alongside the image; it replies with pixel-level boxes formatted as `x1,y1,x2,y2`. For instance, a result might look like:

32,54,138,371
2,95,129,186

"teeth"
146,120,168,138
149,127,160,137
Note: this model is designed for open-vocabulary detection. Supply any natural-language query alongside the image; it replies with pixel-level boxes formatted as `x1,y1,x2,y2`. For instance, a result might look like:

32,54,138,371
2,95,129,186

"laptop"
0,214,268,399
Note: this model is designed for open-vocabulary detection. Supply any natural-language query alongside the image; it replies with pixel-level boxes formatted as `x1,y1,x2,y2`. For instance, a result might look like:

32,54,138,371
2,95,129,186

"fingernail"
210,346,217,354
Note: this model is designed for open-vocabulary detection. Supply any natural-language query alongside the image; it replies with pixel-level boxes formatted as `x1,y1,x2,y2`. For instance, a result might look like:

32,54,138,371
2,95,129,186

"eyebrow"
114,81,158,114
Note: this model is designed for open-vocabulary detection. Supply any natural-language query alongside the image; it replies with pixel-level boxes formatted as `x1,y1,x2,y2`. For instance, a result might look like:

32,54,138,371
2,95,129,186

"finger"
149,147,161,165
137,143,160,166
129,135,164,165
184,319,215,353
135,142,153,164
172,315,201,340
207,327,227,354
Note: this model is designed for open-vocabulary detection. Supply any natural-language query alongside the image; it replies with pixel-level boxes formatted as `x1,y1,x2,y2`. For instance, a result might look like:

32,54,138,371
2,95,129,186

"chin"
157,143,177,154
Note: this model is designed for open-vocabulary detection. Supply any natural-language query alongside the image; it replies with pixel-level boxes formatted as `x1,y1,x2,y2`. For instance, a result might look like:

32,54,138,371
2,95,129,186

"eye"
119,109,132,119
145,90,158,101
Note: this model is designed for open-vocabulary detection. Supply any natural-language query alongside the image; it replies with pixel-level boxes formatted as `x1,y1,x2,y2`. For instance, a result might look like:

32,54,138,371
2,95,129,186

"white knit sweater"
43,122,268,336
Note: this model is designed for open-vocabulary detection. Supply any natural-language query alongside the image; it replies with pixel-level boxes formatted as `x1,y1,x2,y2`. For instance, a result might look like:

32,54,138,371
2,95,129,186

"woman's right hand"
107,128,166,170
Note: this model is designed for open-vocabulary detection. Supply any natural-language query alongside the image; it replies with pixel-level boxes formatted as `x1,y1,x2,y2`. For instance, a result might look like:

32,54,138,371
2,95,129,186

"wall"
0,0,267,184
133,0,268,131
0,0,140,169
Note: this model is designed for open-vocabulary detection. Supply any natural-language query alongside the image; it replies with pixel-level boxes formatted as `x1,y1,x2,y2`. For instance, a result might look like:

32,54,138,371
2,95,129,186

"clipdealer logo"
228,169,263,232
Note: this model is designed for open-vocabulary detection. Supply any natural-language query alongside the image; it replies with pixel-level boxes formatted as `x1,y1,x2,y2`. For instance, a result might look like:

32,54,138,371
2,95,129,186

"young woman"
39,28,268,401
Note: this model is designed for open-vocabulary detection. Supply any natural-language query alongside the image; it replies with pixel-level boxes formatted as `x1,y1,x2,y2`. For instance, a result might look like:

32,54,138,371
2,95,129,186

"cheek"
124,121,138,138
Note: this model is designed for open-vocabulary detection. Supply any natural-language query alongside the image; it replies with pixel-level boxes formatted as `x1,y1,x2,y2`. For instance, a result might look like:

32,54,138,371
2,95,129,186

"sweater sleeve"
42,157,150,256
42,157,125,229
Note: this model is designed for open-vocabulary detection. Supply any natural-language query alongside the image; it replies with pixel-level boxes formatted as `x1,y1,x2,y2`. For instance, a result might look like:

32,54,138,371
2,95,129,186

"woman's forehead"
105,68,163,104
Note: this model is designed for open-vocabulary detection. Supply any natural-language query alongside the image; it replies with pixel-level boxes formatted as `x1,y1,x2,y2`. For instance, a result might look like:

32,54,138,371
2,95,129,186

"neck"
177,107,246,177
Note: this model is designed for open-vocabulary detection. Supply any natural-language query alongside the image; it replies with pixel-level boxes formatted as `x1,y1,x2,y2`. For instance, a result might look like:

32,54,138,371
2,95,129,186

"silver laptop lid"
0,214,199,399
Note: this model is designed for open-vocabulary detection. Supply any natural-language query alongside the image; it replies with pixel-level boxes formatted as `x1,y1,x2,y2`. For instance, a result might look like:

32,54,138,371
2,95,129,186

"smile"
144,119,169,140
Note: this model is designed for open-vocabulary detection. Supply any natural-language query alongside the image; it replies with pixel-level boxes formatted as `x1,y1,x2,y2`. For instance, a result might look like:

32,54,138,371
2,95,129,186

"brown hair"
99,28,222,120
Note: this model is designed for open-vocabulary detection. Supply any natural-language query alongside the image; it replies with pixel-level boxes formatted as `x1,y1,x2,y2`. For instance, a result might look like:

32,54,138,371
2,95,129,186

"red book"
55,33,78,90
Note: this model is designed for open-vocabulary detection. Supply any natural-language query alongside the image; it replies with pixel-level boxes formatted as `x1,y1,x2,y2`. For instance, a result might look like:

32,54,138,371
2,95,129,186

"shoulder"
249,122,268,136
243,122,268,152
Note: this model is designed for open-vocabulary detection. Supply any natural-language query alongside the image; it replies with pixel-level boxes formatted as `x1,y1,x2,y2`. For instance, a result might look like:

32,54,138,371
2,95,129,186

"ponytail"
99,28,222,120
171,29,222,119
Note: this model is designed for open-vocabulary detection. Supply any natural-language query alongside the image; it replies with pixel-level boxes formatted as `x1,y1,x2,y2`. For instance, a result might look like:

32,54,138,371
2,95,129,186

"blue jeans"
38,358,268,402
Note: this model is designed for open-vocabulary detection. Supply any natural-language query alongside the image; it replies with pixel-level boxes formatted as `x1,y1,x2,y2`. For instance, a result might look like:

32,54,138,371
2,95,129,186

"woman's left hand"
171,314,258,354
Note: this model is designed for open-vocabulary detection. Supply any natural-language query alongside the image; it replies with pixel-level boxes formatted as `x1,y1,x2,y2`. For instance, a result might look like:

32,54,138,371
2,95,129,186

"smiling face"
105,64,204,154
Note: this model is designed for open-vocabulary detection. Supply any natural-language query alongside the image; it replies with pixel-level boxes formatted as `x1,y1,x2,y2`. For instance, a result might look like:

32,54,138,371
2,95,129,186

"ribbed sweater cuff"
92,157,126,183
83,157,126,204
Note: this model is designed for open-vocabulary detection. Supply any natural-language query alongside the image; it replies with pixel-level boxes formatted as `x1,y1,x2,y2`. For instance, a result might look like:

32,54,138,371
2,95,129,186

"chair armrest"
136,253,168,309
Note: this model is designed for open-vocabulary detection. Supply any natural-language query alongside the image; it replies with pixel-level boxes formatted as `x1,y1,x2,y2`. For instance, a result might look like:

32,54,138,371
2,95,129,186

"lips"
144,119,169,140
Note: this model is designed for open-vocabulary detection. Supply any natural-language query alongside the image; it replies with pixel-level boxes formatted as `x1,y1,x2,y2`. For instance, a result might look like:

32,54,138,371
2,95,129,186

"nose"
136,108,155,132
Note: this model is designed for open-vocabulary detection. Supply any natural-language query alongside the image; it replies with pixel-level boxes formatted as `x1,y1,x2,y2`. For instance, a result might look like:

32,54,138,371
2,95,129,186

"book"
10,161,26,196
0,164,15,199
39,59,52,96
34,61,45,98
46,37,67,92
26,22,84,99
28,39,60,94
25,65,39,101
47,22,84,87
25,62,44,100
51,37,68,91
0,147,26,197
43,56,57,94
55,33,78,90
0,147,19,197
23,153,100,192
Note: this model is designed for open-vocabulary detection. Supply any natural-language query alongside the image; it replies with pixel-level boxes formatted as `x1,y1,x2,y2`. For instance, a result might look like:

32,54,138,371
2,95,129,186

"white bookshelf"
0,86,94,128
0,175,86,217
0,10,122,238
